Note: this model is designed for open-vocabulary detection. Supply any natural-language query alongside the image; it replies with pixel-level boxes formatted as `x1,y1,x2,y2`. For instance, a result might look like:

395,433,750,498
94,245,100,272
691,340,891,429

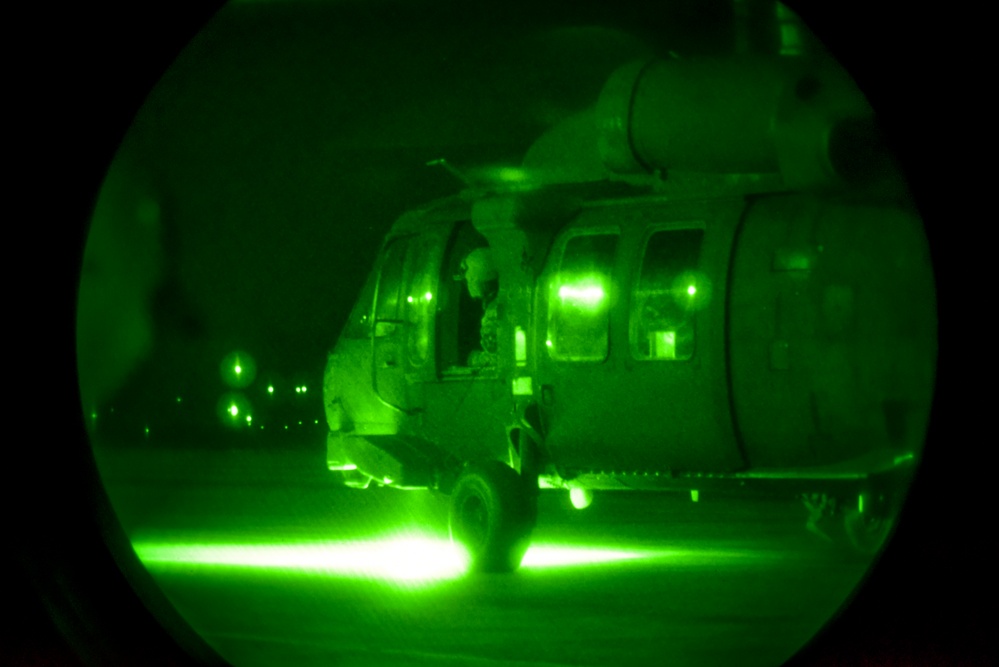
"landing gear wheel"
449,461,536,573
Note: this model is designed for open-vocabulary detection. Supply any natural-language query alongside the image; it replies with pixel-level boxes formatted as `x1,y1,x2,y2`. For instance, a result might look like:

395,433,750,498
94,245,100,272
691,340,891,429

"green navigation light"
229,404,239,417
267,385,274,394
295,387,301,394
234,364,242,375
176,396,182,403
424,291,433,302
407,295,414,303
245,415,252,424
671,271,712,311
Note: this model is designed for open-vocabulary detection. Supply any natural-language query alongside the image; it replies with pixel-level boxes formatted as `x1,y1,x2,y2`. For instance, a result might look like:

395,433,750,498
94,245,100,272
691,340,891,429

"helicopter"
321,54,936,572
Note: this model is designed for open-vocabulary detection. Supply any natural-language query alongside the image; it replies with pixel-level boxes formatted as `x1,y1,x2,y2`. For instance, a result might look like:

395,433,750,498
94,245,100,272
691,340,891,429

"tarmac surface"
94,445,880,667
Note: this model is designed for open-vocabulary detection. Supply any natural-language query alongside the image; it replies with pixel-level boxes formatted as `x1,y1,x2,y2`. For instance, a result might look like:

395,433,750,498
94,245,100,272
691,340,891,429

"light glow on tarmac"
521,545,649,568
132,534,665,585
135,534,471,584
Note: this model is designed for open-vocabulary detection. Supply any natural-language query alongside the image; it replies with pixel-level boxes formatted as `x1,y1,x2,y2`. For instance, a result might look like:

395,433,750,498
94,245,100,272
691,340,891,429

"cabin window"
546,231,618,362
631,228,705,361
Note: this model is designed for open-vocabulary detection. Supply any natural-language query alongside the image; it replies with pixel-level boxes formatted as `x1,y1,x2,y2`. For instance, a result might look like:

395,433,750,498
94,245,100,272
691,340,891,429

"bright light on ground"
134,532,471,585
522,545,650,568
133,534,667,585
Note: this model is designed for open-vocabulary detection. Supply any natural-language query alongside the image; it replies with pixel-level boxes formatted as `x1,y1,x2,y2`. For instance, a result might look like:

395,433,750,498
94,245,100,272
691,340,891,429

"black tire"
449,461,536,573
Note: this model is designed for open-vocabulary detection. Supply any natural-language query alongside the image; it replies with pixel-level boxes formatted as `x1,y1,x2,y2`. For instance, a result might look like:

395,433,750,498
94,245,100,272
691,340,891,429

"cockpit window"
342,270,377,340
546,231,619,362
374,237,410,322
631,227,705,360
372,235,433,366
404,236,434,366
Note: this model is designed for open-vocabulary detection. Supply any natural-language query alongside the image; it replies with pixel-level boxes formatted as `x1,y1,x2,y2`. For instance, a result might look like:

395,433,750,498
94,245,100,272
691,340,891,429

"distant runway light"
218,392,252,429
221,351,256,388
496,166,528,182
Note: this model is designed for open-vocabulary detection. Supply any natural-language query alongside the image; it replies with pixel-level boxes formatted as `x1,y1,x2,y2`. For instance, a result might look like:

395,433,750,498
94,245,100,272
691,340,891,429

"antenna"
426,158,472,186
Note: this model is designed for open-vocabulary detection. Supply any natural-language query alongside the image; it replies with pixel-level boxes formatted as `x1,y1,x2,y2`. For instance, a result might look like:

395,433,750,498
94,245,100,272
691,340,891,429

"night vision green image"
77,2,936,666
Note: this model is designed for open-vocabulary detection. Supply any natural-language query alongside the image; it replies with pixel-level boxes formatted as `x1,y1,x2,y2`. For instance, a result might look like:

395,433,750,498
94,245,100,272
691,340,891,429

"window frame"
544,225,621,364
629,221,707,363
369,233,437,369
